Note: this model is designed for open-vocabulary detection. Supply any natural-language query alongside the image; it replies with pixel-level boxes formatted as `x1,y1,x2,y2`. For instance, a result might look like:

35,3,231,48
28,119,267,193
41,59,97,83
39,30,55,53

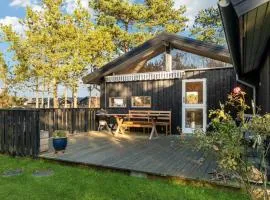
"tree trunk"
53,78,58,108
47,83,50,108
64,86,68,108
47,96,50,108
41,78,45,108
35,79,39,109
73,86,78,108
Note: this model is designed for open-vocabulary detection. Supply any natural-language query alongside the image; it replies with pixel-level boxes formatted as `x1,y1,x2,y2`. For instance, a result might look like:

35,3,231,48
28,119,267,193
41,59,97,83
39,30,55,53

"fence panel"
0,109,40,157
39,108,97,136
0,108,97,157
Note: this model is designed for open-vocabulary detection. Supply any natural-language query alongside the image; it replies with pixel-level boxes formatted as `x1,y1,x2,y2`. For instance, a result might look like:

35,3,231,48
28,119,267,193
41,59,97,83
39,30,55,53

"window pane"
89,97,100,108
137,53,166,73
109,97,126,108
132,96,151,108
185,109,203,129
185,82,203,104
172,48,232,70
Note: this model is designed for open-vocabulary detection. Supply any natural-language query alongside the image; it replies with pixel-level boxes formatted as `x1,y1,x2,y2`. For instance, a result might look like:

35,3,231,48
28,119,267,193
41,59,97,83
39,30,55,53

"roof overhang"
83,32,231,84
219,0,270,76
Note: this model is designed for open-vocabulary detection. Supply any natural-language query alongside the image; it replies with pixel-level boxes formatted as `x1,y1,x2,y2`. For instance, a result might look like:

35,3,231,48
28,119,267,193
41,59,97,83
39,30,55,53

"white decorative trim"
105,67,233,83
105,71,185,82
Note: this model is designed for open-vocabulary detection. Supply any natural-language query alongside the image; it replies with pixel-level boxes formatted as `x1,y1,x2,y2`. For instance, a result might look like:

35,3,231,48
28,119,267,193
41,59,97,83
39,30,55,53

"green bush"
52,130,67,138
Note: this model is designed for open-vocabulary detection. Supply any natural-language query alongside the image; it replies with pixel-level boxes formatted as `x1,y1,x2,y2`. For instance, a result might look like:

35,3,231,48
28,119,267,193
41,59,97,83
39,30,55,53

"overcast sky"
0,0,219,98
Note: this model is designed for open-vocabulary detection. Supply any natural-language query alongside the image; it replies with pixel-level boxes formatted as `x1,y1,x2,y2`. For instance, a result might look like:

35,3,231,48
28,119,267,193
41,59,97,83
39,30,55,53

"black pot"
53,137,67,152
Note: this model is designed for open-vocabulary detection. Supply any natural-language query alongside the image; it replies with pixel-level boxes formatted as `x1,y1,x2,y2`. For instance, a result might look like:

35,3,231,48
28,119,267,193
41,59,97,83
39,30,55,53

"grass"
0,154,248,200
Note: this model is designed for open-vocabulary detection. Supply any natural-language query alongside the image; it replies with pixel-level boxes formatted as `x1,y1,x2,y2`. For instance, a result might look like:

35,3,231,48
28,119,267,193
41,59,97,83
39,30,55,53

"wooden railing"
105,70,185,82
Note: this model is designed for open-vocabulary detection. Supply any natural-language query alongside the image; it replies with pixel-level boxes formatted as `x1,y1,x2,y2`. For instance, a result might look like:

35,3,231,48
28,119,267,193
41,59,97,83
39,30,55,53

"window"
171,48,232,70
131,96,151,108
137,53,166,73
109,97,126,108
185,82,203,104
89,97,100,108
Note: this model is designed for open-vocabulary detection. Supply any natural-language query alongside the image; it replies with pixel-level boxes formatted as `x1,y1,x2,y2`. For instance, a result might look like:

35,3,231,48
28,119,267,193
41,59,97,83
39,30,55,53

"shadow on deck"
39,132,235,188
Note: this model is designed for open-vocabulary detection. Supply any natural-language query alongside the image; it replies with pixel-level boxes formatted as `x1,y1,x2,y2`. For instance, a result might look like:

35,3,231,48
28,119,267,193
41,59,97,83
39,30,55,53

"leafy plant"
52,130,67,138
196,87,270,200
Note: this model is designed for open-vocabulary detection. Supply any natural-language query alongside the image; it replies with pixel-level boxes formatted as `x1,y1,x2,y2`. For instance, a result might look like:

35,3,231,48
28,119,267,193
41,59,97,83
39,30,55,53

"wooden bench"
121,110,171,135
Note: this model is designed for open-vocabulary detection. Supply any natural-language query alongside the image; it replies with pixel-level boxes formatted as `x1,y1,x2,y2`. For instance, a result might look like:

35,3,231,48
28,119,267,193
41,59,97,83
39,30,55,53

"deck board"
40,132,225,185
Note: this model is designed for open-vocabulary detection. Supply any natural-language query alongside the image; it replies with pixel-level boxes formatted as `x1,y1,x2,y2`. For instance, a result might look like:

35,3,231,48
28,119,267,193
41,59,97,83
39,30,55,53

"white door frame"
182,78,207,134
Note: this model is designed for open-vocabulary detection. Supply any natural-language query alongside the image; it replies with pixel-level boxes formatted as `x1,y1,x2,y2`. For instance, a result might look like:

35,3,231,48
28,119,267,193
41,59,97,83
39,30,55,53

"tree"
54,2,114,108
91,0,188,54
1,0,114,108
0,52,9,91
190,7,225,45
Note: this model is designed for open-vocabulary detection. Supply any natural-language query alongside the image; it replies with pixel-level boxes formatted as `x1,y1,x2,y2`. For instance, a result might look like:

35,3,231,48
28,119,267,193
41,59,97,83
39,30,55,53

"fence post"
71,109,75,134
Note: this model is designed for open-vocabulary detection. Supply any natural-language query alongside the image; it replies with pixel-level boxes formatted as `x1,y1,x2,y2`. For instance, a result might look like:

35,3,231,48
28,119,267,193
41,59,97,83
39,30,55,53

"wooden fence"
0,108,97,157
0,109,40,157
39,108,97,136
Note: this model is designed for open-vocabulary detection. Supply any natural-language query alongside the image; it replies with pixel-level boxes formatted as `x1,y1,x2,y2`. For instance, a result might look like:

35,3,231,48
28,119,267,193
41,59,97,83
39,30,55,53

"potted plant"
52,130,68,153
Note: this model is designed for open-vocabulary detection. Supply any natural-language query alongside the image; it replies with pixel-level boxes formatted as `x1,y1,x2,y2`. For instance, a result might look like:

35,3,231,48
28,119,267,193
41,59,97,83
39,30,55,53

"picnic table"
105,113,159,140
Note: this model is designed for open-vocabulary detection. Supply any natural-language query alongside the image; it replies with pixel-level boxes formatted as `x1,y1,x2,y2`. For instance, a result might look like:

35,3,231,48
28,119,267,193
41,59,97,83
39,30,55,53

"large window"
89,97,100,108
109,97,126,108
171,48,232,70
131,96,151,108
137,53,166,73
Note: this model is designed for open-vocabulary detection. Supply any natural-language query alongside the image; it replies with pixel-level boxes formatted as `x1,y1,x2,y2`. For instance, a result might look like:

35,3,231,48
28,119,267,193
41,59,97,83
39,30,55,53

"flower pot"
53,137,67,153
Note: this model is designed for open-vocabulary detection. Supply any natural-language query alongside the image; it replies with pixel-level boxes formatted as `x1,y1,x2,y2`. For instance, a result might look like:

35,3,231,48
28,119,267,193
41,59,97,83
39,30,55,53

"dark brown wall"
258,50,270,113
100,68,238,134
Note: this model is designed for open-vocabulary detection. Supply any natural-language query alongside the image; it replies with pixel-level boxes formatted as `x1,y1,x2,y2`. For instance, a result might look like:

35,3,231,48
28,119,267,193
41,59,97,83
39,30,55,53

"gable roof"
219,0,270,76
83,32,231,84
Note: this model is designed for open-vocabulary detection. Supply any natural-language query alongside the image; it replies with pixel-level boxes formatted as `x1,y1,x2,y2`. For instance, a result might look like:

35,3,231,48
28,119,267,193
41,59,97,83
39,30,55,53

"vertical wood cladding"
258,51,270,113
101,68,237,134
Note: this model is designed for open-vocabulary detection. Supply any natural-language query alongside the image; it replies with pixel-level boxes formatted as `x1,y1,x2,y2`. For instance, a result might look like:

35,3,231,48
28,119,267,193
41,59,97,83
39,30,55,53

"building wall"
258,50,270,113
100,68,238,134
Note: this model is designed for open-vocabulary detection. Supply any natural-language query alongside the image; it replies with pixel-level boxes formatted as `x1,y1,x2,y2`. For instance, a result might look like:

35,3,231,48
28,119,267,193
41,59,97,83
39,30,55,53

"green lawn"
0,155,247,200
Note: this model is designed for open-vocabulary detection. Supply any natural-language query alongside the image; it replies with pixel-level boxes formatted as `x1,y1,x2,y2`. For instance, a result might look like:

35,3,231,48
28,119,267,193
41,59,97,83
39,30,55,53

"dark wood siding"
258,50,270,113
100,68,238,134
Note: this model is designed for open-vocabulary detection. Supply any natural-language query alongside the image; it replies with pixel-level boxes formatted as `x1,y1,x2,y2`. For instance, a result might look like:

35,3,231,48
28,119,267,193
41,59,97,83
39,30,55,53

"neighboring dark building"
83,33,248,134
219,0,270,113
79,97,100,108
59,98,73,108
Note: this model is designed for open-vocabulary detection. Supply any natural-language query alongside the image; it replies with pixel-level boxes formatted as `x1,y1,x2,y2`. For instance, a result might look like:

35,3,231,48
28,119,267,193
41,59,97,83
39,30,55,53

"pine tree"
190,7,225,45
91,0,188,54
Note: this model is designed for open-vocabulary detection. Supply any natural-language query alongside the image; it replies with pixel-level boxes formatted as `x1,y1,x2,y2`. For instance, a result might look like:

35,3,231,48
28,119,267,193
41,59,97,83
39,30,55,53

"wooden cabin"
83,33,250,134
219,0,270,113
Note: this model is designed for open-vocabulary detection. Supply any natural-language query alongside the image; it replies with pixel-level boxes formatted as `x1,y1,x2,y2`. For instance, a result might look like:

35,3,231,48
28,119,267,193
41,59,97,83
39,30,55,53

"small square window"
109,97,126,108
89,97,100,108
131,96,151,108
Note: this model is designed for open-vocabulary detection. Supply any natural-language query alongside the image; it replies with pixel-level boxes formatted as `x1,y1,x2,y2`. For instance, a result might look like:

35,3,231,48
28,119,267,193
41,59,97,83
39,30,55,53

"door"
182,79,207,134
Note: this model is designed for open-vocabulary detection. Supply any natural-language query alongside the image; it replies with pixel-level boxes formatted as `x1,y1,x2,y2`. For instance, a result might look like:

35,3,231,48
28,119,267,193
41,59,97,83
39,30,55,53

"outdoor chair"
98,120,111,132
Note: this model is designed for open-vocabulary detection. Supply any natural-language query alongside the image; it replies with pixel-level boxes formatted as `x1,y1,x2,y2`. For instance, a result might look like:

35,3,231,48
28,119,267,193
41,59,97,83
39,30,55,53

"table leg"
149,122,158,140
115,118,124,135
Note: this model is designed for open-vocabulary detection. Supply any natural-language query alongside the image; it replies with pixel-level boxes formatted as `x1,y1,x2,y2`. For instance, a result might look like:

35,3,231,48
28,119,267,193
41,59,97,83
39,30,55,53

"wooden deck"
40,132,221,185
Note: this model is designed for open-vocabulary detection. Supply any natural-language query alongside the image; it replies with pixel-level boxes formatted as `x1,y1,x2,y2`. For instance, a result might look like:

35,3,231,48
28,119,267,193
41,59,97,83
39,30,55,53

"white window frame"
131,96,152,108
109,97,127,108
182,78,207,134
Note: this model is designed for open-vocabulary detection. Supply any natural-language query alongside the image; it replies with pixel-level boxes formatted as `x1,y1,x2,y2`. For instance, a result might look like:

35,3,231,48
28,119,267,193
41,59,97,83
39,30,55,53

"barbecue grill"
96,109,113,133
